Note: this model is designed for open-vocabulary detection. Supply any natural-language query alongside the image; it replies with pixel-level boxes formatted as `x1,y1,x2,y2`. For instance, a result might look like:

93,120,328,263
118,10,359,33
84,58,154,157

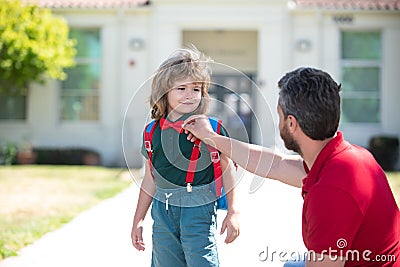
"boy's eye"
193,87,201,92
177,87,185,90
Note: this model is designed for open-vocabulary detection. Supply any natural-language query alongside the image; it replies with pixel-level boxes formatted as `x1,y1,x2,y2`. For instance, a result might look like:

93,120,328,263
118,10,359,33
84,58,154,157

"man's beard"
280,123,302,156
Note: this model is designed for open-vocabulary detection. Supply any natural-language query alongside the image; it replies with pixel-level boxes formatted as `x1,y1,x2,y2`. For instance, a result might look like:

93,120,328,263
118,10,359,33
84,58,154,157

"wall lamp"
129,38,145,51
295,39,312,52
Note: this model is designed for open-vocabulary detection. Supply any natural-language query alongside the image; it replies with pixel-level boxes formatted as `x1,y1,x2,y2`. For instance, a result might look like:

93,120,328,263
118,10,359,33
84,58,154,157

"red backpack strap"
144,120,158,177
185,139,201,192
208,145,223,197
207,117,223,197
185,118,221,193
184,117,225,196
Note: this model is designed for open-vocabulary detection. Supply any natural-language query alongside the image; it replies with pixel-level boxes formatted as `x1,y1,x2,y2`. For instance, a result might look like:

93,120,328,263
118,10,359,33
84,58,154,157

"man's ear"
287,115,297,132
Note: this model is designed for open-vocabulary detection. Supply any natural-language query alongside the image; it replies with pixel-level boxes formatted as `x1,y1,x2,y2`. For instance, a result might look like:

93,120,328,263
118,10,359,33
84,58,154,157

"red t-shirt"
302,132,399,266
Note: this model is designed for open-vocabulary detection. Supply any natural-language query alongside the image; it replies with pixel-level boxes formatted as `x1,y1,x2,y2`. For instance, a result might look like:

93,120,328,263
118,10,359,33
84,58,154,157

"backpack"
143,117,228,210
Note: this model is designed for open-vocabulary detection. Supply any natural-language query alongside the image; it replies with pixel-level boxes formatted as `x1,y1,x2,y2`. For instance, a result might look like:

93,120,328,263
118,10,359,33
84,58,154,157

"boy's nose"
185,91,193,99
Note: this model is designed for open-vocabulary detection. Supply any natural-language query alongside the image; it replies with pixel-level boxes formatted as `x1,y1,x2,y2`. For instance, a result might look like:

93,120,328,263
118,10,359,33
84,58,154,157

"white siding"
1,2,399,168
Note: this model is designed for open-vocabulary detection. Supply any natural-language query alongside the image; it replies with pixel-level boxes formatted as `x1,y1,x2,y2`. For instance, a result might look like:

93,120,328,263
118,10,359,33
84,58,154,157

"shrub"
33,148,101,165
1,143,17,165
369,135,399,171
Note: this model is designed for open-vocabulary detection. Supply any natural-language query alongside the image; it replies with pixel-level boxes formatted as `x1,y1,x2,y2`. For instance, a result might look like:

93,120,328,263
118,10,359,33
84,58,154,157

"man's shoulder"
316,142,386,211
325,140,378,173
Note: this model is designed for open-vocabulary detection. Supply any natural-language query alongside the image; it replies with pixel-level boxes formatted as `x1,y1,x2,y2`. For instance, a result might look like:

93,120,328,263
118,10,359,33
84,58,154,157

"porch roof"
22,0,400,11
22,0,149,8
292,0,400,11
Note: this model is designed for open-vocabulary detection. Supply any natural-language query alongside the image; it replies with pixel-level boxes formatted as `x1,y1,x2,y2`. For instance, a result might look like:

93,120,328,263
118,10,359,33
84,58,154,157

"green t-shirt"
141,115,227,189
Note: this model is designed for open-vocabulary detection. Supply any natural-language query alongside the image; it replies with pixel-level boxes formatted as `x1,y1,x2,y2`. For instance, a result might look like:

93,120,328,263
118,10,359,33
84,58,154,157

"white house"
1,0,399,168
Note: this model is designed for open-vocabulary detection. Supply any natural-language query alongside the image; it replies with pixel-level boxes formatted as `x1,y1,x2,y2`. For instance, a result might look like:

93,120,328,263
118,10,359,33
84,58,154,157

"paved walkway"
0,169,306,267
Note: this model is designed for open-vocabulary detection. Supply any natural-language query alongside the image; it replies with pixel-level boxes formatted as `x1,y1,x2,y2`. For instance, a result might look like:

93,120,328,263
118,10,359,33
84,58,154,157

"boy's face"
167,77,202,120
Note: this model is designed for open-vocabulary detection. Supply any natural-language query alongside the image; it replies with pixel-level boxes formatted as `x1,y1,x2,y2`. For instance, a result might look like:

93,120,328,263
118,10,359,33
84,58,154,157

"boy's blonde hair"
150,45,213,120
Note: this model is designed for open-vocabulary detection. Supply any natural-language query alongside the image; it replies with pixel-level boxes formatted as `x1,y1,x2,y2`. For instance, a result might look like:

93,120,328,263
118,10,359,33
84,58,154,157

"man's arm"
183,115,305,188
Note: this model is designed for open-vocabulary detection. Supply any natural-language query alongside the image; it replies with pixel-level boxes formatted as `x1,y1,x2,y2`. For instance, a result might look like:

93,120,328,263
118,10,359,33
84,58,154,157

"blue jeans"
151,185,219,267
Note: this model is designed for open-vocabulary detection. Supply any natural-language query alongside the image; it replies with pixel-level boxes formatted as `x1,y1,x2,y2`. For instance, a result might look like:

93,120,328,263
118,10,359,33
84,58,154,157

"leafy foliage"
1,143,17,165
0,0,76,95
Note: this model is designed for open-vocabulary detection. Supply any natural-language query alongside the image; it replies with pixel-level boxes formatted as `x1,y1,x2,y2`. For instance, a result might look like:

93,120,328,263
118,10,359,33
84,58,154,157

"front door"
182,30,258,143
208,73,255,143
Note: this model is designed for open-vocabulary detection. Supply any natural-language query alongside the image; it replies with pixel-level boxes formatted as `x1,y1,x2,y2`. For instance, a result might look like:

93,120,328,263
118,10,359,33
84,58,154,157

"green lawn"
0,165,136,260
0,166,398,261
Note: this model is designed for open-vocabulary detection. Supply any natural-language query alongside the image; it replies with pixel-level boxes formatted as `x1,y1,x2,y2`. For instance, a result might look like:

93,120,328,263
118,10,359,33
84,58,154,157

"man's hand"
183,115,216,142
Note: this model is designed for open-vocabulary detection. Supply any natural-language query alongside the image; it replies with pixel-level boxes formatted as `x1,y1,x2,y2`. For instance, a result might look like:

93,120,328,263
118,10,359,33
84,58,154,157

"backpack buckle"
144,141,152,152
210,151,220,163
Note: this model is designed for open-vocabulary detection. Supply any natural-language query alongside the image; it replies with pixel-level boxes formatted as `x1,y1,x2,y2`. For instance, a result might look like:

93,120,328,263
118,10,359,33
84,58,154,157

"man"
183,67,399,266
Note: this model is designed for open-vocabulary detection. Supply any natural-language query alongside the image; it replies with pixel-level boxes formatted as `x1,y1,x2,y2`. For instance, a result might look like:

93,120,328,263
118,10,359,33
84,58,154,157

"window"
340,31,381,123
61,28,101,121
0,95,26,120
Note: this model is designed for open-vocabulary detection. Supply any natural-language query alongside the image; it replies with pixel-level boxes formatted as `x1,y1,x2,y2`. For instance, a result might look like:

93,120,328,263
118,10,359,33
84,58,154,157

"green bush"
33,148,100,165
369,136,399,171
1,143,17,165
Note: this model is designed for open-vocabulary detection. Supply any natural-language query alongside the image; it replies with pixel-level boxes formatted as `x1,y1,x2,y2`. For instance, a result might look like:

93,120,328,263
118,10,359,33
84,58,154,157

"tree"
0,0,76,95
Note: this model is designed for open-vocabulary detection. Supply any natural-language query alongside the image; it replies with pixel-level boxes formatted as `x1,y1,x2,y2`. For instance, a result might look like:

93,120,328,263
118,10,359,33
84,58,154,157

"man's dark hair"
278,67,342,140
